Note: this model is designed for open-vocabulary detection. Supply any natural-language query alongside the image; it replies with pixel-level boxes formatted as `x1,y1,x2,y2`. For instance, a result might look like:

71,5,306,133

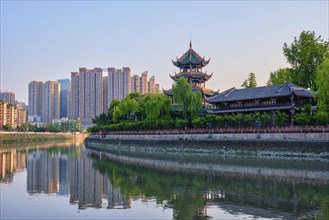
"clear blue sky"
1,1,328,104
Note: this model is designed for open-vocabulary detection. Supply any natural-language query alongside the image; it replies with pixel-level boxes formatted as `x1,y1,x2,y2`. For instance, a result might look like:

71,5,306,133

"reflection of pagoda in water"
163,42,218,98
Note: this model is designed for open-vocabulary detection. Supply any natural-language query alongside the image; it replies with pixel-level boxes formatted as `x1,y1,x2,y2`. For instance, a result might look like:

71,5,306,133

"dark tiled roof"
169,72,213,81
172,46,210,68
207,104,294,114
206,82,313,103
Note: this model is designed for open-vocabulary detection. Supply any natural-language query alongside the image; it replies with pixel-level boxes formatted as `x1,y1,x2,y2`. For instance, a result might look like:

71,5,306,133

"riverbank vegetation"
88,30,328,133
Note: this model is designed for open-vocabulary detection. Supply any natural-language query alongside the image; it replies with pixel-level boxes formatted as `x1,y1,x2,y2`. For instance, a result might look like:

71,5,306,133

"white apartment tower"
28,81,44,118
42,81,60,124
108,67,131,105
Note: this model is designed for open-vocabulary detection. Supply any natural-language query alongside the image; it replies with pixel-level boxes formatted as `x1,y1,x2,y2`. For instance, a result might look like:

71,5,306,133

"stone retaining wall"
90,132,329,142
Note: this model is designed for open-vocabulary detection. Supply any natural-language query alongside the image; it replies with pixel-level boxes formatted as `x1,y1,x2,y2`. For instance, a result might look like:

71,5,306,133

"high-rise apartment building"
42,81,60,124
131,72,159,94
103,76,109,113
28,81,44,118
0,101,7,129
0,90,15,105
155,84,160,93
6,104,18,129
140,71,148,94
108,67,131,105
148,76,155,94
17,108,27,128
0,100,27,129
131,75,140,93
57,79,70,118
78,68,103,125
69,72,79,120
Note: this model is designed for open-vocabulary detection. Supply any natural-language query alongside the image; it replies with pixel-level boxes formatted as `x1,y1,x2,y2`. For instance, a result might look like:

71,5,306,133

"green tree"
92,113,110,126
267,68,293,85
144,94,171,121
241,72,257,88
113,96,139,123
107,99,120,121
173,78,202,121
283,30,329,89
315,56,329,112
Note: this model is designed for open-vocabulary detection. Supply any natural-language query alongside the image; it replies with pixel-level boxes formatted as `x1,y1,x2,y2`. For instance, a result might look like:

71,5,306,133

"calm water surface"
0,142,328,220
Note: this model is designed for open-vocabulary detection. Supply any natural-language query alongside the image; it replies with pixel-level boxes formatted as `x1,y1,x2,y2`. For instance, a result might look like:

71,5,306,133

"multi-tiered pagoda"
163,42,218,98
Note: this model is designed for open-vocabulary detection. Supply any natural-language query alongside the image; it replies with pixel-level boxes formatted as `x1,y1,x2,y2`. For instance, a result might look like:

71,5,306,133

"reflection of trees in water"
90,152,329,220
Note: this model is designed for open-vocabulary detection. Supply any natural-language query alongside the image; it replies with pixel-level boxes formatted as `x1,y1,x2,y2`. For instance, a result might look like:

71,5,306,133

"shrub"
175,119,188,129
294,112,311,126
313,111,329,126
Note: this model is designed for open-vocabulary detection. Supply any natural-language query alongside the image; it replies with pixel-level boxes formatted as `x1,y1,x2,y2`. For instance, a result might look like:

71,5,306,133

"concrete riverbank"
88,132,329,142
0,132,88,144
85,132,329,157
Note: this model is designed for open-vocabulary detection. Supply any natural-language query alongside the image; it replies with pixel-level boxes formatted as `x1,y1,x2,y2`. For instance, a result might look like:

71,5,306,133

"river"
0,142,328,220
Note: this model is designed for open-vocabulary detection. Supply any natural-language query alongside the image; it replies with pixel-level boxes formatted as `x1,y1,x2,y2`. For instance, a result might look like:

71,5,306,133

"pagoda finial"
189,41,192,49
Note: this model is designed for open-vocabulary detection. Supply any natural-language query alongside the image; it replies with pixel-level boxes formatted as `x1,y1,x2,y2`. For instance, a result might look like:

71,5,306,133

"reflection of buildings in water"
78,150,103,209
107,181,130,209
0,149,26,184
27,151,60,194
4,147,131,210
59,156,69,195
69,150,130,209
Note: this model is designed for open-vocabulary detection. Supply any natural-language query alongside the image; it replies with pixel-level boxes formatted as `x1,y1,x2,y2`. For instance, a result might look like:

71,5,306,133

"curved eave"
204,72,213,80
169,74,176,80
163,88,173,96
172,60,180,67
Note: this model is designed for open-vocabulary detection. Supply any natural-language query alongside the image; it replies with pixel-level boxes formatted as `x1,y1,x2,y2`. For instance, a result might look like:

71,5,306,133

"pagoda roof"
172,42,210,68
205,82,313,103
169,71,213,81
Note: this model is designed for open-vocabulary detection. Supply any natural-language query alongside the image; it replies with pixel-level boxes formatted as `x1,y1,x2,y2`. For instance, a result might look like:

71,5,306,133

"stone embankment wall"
89,132,329,142
0,132,88,144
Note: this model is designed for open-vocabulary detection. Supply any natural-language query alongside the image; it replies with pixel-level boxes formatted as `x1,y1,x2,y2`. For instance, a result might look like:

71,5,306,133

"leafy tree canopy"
241,72,257,88
267,68,293,86
173,78,202,121
315,56,329,112
283,30,329,89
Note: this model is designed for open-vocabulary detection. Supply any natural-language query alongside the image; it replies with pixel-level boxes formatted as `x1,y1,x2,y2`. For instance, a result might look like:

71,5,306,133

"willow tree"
315,56,329,112
173,78,202,121
144,94,171,121
112,96,138,123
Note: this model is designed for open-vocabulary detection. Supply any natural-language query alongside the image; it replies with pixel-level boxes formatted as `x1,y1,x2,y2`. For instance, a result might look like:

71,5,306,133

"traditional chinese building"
205,82,314,117
163,42,218,98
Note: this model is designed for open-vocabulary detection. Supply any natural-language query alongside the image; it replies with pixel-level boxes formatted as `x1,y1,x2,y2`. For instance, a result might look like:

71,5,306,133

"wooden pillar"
290,108,295,126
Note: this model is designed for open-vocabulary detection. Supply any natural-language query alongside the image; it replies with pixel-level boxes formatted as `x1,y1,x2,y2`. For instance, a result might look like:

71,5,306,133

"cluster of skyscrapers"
27,67,160,127
28,80,66,124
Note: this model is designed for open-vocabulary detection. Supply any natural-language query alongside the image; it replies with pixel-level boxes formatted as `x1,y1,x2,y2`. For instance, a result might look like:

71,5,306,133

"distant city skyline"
1,1,328,103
